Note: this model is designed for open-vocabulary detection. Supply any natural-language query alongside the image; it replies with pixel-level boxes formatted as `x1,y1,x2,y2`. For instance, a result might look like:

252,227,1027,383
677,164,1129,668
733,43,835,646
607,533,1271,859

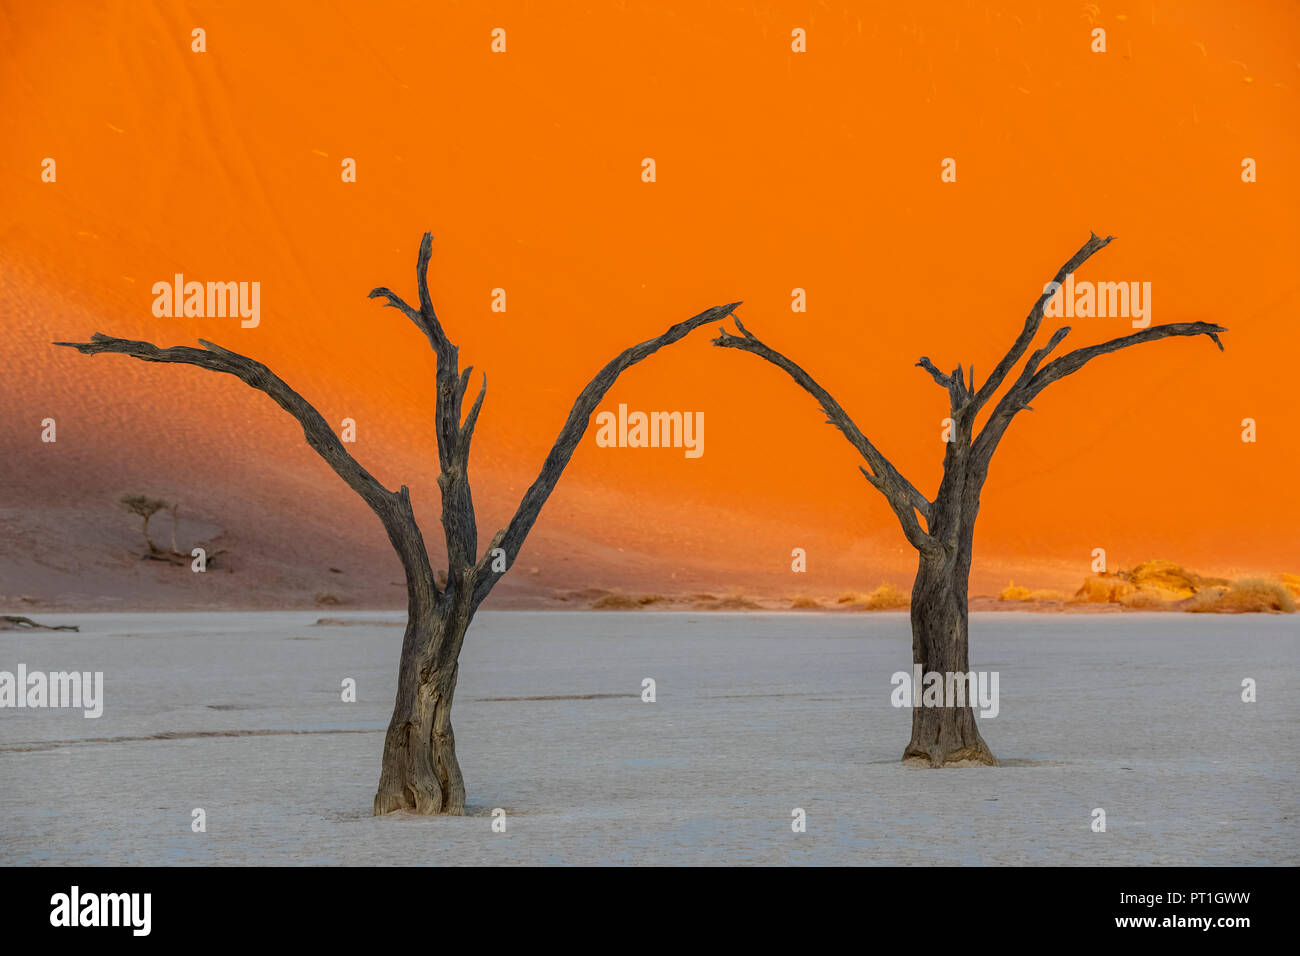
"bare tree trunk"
374,567,474,815
904,549,996,767
374,610,468,815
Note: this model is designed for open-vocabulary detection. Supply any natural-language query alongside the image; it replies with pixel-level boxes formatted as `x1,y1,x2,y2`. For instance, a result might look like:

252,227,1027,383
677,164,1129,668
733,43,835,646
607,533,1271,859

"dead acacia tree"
120,494,168,553
58,232,739,814
713,233,1226,767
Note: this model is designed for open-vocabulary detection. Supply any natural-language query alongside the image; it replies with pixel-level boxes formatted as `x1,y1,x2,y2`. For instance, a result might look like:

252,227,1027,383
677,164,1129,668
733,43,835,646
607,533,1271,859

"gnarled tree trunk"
904,549,995,766
373,585,470,815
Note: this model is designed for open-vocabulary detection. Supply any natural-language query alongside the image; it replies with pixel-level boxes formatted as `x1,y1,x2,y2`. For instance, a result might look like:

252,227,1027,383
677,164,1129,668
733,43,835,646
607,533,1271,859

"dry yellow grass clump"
1187,579,1296,614
690,588,761,610
839,583,910,610
1118,590,1166,610
1127,559,1208,598
790,594,823,609
1072,559,1222,605
1066,560,1294,613
1001,582,1066,602
1070,575,1135,604
590,591,666,609
999,581,1031,601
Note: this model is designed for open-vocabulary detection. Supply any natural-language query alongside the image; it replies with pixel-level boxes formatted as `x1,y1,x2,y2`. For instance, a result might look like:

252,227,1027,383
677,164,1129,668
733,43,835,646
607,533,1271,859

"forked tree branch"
915,356,952,389
713,318,936,551
370,234,492,578
368,233,468,472
916,356,973,416
372,237,743,606
972,321,1227,464
368,233,453,363
1030,322,1225,393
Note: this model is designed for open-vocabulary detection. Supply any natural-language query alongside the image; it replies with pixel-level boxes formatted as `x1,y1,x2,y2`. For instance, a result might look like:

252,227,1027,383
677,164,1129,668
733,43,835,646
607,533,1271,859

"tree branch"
366,287,421,326
368,232,461,452
1029,322,1226,394
972,231,1114,412
471,300,743,607
371,233,481,575
713,321,936,551
368,234,453,359
52,333,438,592
916,356,952,388
972,321,1227,464
917,355,974,416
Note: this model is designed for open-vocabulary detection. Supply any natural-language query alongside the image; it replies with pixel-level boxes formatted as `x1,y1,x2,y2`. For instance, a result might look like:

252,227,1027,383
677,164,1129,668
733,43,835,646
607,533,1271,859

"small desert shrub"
591,591,665,609
1000,583,1064,602
1119,589,1166,610
1187,579,1296,614
314,592,346,606
712,589,761,610
790,594,822,609
1125,559,1209,599
1280,573,1300,600
690,588,761,610
1070,576,1135,604
591,592,633,609
999,581,1031,601
861,583,910,610
835,585,909,609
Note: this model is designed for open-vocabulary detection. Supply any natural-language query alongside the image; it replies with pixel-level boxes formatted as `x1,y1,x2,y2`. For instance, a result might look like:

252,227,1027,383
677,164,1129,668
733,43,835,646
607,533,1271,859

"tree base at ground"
902,706,999,767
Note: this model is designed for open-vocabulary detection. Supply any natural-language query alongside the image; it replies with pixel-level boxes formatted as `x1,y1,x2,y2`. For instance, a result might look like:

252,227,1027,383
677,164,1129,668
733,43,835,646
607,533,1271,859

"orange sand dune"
2,1,1298,609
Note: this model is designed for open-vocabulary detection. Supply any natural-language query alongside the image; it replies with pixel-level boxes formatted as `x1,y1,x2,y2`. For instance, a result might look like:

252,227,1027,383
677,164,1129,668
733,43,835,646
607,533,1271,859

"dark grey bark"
714,233,1225,767
57,232,739,814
